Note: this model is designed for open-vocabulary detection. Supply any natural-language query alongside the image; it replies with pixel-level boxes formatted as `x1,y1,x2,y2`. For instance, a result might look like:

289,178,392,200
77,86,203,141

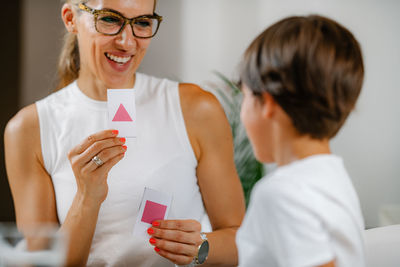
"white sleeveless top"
36,73,205,267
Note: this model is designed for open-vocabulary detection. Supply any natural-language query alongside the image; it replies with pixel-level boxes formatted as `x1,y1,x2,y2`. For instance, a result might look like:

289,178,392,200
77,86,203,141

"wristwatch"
194,232,209,265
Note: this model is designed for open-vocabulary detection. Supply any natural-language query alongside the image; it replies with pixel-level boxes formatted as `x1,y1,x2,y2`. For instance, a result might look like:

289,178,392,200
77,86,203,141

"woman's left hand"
147,219,203,265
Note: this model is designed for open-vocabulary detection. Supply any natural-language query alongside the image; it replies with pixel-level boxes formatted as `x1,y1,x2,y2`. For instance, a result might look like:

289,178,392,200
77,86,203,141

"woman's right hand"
67,129,126,204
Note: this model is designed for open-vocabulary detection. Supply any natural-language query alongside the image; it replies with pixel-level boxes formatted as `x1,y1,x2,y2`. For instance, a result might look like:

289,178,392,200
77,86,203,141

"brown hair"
240,15,364,139
56,0,158,90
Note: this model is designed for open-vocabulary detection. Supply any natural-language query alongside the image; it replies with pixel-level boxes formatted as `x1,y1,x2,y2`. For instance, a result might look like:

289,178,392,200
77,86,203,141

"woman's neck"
77,77,108,101
76,72,136,101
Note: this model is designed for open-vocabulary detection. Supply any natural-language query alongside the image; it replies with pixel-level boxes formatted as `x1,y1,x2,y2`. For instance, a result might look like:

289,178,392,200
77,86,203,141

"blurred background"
1,0,399,229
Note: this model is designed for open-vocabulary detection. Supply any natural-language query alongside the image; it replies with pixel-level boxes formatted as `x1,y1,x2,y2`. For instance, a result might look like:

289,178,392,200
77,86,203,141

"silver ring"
92,155,104,167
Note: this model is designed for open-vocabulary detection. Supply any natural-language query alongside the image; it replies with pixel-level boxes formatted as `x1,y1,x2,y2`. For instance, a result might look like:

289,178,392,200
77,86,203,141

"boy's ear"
260,92,277,119
61,3,77,33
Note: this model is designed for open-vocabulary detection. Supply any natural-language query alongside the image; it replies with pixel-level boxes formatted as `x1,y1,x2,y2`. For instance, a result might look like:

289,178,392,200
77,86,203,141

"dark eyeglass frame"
78,3,163,39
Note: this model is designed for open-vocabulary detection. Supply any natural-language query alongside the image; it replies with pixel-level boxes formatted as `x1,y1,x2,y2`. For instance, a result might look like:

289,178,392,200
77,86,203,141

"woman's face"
75,0,155,89
240,84,274,163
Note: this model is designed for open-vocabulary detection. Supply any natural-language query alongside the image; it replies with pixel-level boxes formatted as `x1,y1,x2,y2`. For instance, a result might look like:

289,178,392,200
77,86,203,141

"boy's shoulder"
251,154,363,229
267,154,347,186
253,154,353,211
242,155,365,267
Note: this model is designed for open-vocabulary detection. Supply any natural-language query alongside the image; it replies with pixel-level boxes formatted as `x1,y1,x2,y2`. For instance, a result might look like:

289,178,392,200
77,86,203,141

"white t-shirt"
236,154,365,267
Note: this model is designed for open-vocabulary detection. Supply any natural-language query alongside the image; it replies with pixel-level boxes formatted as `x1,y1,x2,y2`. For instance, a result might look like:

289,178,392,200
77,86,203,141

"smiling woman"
4,0,245,266
57,0,158,93
57,0,158,91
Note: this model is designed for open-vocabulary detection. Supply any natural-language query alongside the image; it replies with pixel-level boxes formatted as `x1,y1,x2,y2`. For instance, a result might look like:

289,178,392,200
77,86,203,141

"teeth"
106,53,132,64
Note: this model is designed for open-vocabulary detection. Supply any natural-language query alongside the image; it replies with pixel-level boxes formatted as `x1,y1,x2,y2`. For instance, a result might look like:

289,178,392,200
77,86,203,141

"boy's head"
240,15,364,141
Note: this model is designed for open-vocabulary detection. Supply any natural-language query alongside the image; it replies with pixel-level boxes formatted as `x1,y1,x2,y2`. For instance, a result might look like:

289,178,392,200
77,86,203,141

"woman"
4,0,245,266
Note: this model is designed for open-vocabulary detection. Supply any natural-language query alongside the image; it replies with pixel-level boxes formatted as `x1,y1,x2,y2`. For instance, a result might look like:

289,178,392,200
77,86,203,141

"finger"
82,145,127,173
94,152,125,175
154,246,194,265
151,238,197,257
80,137,126,164
71,129,119,155
149,227,201,245
71,137,125,169
153,220,201,232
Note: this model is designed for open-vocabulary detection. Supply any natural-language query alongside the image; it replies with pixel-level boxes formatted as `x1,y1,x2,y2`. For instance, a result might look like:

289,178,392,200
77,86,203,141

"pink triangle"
112,104,133,121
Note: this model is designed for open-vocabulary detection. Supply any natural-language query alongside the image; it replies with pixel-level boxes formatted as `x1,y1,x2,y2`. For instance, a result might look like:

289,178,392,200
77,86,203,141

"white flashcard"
133,187,173,238
107,89,136,138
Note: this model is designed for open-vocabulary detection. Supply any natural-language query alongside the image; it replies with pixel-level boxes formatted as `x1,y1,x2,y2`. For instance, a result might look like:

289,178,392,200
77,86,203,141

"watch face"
197,240,209,264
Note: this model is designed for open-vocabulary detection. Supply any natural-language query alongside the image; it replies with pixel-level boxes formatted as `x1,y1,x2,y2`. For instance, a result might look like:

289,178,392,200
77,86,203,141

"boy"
236,15,365,267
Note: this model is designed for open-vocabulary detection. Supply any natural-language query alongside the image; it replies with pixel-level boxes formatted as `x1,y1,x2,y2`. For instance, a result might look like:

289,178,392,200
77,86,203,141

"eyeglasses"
78,3,163,39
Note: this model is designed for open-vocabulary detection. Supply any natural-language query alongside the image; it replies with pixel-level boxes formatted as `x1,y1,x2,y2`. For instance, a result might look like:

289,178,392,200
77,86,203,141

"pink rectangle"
141,200,167,224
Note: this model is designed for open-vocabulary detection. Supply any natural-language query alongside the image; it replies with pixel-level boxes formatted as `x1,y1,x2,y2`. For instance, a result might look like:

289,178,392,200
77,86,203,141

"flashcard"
107,89,136,138
133,187,173,238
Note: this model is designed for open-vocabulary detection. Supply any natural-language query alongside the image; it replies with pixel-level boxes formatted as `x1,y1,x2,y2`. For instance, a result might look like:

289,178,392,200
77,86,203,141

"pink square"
141,200,167,224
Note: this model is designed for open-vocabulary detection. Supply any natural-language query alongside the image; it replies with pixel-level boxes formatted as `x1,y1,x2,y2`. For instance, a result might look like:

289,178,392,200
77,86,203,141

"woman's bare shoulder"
178,83,225,121
5,104,41,154
178,83,232,159
5,104,39,135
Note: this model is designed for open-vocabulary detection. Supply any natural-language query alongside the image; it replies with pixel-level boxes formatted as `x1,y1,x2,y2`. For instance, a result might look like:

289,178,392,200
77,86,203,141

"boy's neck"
274,134,331,167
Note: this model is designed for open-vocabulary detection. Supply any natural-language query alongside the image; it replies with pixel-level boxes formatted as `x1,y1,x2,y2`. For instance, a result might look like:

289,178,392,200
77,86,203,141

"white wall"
140,0,400,228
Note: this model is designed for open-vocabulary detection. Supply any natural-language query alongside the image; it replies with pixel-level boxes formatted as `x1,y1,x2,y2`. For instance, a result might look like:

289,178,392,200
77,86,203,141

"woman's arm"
5,104,126,267
149,83,246,266
183,83,245,266
5,104,59,235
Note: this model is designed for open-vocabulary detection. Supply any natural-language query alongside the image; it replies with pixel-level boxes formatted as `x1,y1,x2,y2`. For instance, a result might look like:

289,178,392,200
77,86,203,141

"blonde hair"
56,0,158,91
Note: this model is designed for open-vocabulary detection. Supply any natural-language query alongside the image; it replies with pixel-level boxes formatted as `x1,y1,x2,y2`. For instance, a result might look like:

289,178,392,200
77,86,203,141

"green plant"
212,72,264,206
